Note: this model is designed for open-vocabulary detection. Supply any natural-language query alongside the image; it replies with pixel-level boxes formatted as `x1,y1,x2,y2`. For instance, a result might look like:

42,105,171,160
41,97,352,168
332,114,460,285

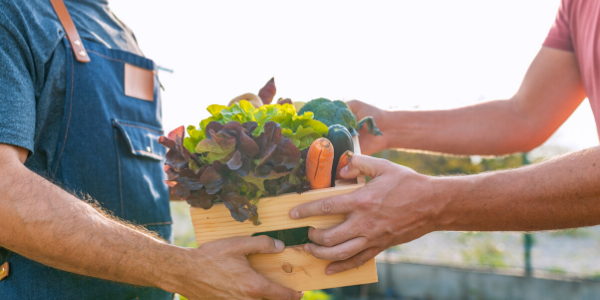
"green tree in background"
372,149,527,175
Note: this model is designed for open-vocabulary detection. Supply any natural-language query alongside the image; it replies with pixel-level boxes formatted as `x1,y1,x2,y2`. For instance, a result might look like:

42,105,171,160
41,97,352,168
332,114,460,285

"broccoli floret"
298,98,359,135
298,98,382,136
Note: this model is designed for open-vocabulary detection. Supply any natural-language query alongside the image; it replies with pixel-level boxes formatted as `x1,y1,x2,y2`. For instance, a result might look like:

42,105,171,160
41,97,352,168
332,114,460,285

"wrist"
374,108,393,149
154,246,195,293
375,107,391,134
426,175,471,231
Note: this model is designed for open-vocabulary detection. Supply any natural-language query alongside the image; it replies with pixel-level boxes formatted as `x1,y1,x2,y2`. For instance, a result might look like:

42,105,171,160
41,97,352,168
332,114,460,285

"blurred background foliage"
371,149,529,176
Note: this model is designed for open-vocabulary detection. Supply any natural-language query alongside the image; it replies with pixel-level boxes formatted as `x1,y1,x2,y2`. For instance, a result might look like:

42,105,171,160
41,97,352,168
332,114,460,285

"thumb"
339,154,392,179
233,236,286,256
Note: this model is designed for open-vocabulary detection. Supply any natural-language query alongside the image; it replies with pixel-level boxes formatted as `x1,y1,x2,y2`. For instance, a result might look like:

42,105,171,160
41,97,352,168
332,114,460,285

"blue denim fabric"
0,39,173,299
0,0,146,171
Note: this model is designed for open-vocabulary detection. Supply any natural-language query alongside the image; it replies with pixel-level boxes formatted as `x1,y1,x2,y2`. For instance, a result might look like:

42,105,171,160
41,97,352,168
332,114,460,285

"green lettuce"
184,100,328,152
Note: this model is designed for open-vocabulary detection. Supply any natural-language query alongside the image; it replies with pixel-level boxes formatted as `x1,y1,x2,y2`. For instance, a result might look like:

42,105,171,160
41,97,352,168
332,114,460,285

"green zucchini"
326,124,354,187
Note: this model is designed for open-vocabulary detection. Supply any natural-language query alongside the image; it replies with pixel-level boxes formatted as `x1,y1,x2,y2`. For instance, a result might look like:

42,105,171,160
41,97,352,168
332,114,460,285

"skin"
290,47,598,274
0,144,303,300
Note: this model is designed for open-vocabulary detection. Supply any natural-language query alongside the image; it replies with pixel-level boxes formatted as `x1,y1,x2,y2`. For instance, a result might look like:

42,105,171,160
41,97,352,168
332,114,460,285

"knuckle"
338,250,351,260
257,235,275,249
321,199,334,214
354,258,366,268
356,196,375,209
322,234,335,247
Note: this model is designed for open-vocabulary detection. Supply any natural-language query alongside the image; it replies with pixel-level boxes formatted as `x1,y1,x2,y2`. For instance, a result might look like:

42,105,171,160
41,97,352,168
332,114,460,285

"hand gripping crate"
190,135,378,291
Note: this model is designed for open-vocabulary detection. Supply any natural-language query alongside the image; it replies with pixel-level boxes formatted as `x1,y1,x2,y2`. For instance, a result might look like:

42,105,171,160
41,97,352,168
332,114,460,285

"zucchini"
326,124,354,187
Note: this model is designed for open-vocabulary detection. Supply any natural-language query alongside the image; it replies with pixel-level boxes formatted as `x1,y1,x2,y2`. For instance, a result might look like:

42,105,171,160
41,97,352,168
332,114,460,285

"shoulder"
0,0,65,63
562,0,595,20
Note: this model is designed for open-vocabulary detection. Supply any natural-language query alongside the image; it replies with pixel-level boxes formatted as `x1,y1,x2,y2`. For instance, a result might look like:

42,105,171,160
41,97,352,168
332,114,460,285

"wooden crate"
190,136,378,291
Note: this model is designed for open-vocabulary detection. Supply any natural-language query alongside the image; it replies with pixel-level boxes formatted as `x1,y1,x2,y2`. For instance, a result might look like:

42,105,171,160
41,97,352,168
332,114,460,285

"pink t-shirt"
543,0,600,136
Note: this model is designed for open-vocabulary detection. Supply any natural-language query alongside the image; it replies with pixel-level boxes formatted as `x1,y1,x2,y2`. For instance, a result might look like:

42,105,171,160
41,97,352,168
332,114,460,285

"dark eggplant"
326,124,354,187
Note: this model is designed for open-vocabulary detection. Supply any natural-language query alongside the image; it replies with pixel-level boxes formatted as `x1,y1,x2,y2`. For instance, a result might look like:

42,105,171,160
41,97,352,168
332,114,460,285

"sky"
110,0,599,157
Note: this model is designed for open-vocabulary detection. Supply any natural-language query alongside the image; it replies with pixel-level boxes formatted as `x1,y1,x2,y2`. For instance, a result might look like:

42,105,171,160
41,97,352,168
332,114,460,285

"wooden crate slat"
248,246,378,291
191,179,364,244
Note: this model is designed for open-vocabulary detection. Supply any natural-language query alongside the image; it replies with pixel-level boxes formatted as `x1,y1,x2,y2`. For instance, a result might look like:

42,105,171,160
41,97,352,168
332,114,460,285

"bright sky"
111,0,599,157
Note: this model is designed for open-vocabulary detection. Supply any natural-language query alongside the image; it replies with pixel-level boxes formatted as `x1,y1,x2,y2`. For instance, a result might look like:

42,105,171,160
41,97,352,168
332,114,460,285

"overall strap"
49,0,90,63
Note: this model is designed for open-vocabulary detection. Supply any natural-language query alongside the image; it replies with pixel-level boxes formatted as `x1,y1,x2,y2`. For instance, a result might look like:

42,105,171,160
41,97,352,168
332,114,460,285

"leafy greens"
159,101,326,224
183,100,328,153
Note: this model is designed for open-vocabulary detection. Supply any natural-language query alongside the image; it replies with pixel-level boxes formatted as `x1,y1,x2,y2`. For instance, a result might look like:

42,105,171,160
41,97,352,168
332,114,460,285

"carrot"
306,137,335,189
335,151,354,179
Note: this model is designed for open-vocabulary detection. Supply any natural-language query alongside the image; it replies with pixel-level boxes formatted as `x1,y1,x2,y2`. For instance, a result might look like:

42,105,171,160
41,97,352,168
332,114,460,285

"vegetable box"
189,136,378,291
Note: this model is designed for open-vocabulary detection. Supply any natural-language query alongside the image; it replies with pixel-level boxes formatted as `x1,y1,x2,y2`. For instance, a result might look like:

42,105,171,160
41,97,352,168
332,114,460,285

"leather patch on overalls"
124,63,154,101
0,262,9,282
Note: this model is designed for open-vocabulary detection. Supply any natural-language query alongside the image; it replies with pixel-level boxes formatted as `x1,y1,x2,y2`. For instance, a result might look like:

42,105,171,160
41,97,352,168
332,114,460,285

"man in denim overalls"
0,1,302,299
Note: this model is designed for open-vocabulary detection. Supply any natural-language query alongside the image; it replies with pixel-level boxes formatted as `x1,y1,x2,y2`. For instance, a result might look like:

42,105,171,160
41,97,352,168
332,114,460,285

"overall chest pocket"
112,119,172,227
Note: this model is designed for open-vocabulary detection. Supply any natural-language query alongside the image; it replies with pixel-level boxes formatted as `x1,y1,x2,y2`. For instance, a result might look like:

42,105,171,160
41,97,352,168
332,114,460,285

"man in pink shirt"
290,0,600,275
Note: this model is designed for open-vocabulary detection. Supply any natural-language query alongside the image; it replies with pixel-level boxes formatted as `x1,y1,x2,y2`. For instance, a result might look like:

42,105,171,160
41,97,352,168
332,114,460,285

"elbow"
502,97,554,154
505,128,552,154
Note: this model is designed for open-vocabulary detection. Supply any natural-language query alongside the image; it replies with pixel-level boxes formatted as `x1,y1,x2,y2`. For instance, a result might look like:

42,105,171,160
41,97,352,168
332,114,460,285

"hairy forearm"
0,162,187,291
434,146,600,231
380,99,547,156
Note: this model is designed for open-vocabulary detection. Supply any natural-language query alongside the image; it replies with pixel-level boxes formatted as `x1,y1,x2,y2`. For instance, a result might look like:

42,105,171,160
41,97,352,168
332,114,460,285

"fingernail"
291,210,299,219
304,244,311,254
326,269,335,275
341,165,349,175
274,239,285,251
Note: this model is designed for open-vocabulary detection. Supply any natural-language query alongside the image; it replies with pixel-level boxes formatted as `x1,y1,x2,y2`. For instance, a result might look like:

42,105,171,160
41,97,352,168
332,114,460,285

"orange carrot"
306,137,335,189
335,150,354,179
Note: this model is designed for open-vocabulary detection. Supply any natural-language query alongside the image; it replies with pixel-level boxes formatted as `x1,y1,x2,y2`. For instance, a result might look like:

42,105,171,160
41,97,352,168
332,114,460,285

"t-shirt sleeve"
543,0,574,51
0,11,36,153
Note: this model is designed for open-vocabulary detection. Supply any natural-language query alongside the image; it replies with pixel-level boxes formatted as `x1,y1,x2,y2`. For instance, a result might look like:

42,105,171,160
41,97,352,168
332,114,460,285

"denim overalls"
0,1,173,299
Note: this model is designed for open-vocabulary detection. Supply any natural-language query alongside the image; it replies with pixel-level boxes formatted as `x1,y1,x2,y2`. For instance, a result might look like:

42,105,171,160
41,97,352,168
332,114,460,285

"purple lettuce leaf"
254,122,301,170
176,167,205,190
235,156,251,177
159,126,199,171
174,184,190,199
195,129,236,163
159,120,310,225
164,165,178,181
242,122,258,136
226,150,243,170
242,170,291,191
258,77,276,105
221,182,257,222
186,189,216,209
220,122,259,157
199,165,225,195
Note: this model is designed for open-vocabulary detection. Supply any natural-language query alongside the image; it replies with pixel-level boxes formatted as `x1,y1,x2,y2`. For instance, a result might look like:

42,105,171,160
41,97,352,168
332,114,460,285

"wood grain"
248,245,378,291
191,177,364,245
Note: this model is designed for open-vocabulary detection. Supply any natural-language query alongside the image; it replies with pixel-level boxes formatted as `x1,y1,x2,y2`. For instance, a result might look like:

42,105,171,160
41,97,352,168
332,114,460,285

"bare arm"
351,47,586,155
291,149,600,274
0,144,301,300
437,146,600,231
287,46,593,277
